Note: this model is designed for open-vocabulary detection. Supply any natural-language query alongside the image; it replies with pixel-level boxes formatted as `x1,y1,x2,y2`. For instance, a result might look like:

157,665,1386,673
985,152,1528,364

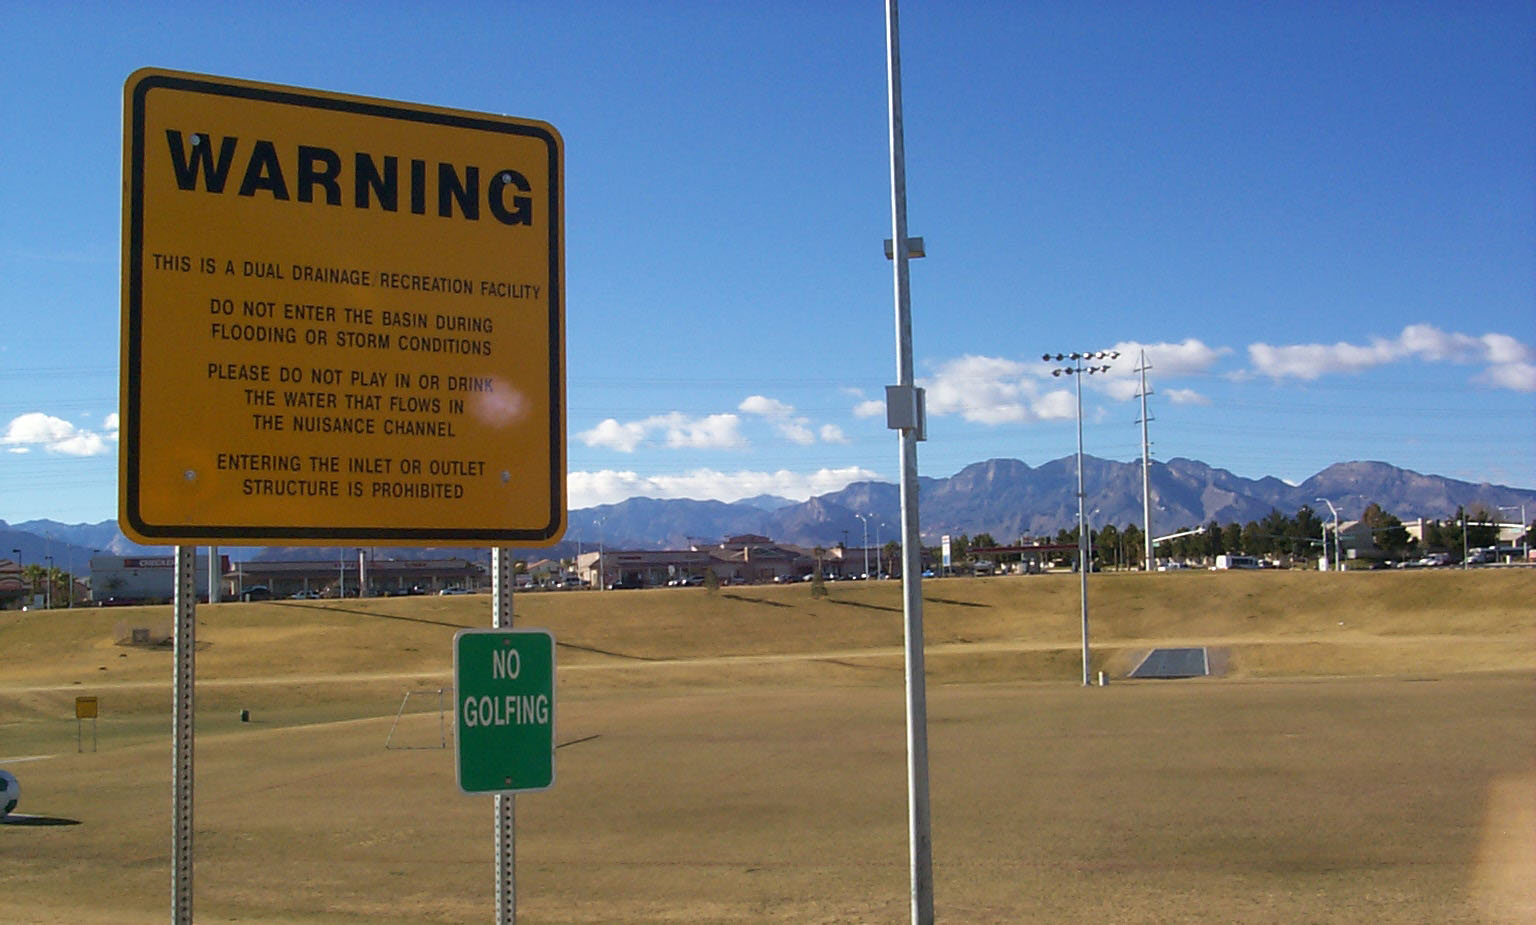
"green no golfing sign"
454,628,556,794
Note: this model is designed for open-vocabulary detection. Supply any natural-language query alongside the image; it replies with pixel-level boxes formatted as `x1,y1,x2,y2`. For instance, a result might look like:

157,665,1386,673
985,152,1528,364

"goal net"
384,687,453,750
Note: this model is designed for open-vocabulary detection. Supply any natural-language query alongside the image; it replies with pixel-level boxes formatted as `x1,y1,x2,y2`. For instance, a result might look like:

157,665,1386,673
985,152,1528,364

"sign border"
453,627,557,795
121,68,565,545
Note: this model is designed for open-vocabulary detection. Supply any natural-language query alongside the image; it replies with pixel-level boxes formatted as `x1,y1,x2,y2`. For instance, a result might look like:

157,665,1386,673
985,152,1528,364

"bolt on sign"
121,69,565,546
454,629,555,794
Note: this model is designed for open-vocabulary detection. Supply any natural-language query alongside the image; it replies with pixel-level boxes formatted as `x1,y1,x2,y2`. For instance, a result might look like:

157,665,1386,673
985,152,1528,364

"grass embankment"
1,569,1533,923
3,568,1532,688
1,568,1531,743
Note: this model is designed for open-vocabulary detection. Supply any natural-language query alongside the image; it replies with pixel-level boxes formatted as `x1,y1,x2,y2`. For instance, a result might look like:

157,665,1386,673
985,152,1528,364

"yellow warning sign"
76,696,99,719
121,69,564,546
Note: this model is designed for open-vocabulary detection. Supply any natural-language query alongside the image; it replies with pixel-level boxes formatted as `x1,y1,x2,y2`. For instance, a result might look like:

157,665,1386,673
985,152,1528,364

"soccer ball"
0,770,17,818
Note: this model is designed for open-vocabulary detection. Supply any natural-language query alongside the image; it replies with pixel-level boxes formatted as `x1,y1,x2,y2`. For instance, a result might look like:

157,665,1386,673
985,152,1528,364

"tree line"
937,502,1529,571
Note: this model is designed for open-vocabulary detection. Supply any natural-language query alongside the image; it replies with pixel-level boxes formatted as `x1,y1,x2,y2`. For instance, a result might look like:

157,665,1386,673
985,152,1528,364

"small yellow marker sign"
76,696,99,719
121,69,565,546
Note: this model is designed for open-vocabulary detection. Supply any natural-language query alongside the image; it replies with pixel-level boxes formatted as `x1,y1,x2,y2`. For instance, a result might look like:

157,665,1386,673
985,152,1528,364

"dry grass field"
2,569,1533,923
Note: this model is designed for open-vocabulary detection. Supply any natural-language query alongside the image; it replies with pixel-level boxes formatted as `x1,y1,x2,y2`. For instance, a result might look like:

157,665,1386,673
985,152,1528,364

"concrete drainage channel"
1129,647,1212,679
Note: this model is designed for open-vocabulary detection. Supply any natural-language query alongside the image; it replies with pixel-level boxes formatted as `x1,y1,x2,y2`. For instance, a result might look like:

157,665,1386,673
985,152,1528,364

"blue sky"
2,1,1532,526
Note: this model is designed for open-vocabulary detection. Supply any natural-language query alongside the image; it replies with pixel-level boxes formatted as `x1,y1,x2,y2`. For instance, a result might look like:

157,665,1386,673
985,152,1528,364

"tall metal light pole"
1316,498,1340,571
885,2,934,919
856,513,871,579
45,555,54,609
1046,351,1118,685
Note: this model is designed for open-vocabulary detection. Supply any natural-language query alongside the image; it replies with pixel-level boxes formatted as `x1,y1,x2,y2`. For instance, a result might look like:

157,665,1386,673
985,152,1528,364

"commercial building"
90,554,227,604
0,557,25,609
575,535,913,589
226,557,484,598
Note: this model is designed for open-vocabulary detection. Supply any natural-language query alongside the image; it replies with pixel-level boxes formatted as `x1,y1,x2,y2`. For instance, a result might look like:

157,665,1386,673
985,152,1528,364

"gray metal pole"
172,545,196,924
493,548,516,924
207,546,220,604
885,2,935,921
1138,350,1154,570
1074,365,1091,686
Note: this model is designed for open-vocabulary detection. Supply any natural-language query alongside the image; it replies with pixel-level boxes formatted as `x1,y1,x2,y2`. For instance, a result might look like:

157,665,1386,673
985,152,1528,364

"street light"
855,513,872,579
1045,349,1119,686
875,520,884,577
45,555,54,609
1316,498,1340,571
596,516,607,591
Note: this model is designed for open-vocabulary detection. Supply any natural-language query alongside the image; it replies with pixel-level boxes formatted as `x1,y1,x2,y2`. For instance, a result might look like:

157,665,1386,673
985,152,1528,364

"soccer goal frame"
384,687,453,750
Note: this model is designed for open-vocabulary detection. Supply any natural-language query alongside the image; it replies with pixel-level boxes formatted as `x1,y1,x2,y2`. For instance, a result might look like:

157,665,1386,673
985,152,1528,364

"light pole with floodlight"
1046,350,1119,686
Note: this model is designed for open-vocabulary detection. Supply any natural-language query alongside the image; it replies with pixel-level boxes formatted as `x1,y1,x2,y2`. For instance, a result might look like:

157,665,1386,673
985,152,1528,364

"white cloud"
738,395,794,418
921,355,1035,424
1034,390,1076,420
1165,388,1210,405
819,424,849,444
1109,339,1230,376
852,399,885,418
922,346,1229,425
1102,379,1140,402
577,413,747,453
577,418,648,452
1483,362,1536,392
658,413,745,450
1248,340,1396,379
568,466,882,508
1249,324,1534,390
1,413,114,456
737,394,842,445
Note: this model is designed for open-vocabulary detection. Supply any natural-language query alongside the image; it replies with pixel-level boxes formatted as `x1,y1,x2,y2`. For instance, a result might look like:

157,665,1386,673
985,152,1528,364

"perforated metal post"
492,548,515,923
172,545,196,923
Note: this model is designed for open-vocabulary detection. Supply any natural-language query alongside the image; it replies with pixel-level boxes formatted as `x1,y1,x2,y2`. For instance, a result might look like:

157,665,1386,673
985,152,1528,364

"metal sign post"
172,545,196,924
75,696,99,752
493,549,515,924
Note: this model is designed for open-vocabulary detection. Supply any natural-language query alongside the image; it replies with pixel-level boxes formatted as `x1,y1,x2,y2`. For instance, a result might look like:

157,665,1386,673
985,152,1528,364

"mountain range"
4,457,1532,568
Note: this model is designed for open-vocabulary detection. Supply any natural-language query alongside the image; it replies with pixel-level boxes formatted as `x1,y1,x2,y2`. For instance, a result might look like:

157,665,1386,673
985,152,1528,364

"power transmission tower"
1136,349,1155,568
